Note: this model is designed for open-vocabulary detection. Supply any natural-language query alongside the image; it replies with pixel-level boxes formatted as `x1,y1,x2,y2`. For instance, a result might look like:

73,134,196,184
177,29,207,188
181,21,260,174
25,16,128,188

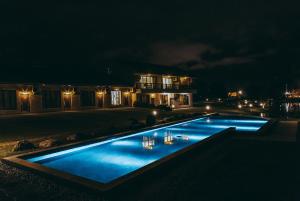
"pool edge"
3,113,237,192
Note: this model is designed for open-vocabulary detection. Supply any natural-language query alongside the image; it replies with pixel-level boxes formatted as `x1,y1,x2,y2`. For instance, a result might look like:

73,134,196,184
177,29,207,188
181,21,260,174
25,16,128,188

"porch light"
63,90,75,96
19,89,33,99
19,90,33,96
96,91,104,96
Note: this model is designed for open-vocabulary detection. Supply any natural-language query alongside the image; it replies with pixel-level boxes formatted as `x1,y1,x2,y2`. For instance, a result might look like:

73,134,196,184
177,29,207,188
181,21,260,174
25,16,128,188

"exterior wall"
71,95,81,110
0,73,193,115
30,95,43,113
0,86,18,115
135,92,193,109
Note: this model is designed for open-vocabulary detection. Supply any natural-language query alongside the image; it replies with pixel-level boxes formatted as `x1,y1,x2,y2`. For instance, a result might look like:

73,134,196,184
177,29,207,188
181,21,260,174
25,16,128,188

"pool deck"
234,120,297,142
0,116,297,201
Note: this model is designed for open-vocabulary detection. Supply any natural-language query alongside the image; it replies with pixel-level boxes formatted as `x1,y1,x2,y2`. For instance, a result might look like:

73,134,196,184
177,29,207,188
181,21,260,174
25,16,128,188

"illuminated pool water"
26,116,268,184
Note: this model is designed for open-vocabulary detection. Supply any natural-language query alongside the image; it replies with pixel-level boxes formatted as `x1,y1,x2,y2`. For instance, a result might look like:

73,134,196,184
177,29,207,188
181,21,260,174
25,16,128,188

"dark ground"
0,136,297,201
0,107,297,201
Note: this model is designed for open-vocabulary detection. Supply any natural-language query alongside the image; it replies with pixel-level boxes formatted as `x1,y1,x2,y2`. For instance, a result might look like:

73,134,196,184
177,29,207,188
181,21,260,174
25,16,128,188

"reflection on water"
176,135,189,141
164,131,174,145
142,136,155,150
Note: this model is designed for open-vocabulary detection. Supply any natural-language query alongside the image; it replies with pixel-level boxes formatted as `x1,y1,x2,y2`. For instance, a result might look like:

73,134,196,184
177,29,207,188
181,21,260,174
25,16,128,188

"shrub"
12,140,35,152
146,114,156,126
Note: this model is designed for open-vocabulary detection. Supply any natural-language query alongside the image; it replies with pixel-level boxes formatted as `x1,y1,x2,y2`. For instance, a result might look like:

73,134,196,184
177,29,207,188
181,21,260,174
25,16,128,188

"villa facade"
0,73,195,114
134,73,195,109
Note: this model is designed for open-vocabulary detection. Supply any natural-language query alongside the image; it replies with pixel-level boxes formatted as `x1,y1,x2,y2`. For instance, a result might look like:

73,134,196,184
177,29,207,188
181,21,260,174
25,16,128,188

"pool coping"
2,113,270,191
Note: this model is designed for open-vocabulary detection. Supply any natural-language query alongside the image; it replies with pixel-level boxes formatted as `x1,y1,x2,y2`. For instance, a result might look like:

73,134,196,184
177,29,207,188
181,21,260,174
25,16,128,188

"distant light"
152,110,158,116
171,104,175,108
238,90,243,95
244,100,248,104
238,104,242,109
206,98,209,101
260,102,265,109
206,118,211,123
218,98,222,102
205,105,211,110
249,103,253,108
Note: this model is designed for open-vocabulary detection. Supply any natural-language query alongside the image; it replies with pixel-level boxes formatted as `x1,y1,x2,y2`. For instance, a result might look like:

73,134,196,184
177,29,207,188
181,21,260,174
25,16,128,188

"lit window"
111,90,121,105
140,76,153,83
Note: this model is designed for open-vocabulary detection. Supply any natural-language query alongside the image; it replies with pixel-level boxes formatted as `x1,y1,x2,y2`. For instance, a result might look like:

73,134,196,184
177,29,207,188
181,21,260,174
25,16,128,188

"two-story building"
134,73,195,109
0,72,195,114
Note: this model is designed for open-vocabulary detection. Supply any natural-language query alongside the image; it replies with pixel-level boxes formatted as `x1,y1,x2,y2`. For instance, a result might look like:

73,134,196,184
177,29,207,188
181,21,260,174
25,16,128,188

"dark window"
160,95,168,105
0,90,17,110
42,90,61,108
80,91,95,106
180,94,189,105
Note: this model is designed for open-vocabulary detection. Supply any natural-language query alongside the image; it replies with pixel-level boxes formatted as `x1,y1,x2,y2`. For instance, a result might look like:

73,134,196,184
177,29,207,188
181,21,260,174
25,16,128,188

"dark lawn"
0,106,258,142
0,108,151,142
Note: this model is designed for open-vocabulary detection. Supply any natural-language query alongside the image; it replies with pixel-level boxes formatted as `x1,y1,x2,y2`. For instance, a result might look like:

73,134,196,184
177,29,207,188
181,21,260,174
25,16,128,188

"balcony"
135,83,192,90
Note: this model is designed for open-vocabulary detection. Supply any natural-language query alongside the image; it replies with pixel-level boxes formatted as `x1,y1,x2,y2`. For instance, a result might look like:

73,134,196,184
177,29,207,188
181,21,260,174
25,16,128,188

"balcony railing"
135,83,191,90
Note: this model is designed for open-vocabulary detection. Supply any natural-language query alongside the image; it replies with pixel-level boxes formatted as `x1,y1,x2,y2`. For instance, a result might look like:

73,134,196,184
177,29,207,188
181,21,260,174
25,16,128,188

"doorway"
20,96,30,112
63,96,72,110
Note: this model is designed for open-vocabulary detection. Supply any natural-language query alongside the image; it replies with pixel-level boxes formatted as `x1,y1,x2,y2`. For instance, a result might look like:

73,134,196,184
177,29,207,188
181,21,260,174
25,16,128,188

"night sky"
0,1,299,97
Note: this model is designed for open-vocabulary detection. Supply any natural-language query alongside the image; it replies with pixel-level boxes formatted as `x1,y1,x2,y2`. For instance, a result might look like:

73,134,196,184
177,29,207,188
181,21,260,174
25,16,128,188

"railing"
135,83,191,90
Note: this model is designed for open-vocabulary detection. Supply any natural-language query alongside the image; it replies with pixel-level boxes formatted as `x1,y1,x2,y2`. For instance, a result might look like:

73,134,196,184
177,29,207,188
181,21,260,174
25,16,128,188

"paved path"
235,120,298,142
269,120,298,142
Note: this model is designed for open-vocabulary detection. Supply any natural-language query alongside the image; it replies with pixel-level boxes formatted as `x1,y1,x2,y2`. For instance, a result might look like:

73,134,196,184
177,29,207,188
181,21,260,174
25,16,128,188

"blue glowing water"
27,116,267,184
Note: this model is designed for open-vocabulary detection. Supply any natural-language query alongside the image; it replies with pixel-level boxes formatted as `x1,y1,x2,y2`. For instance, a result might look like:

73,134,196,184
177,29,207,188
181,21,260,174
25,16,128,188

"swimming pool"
5,115,268,190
